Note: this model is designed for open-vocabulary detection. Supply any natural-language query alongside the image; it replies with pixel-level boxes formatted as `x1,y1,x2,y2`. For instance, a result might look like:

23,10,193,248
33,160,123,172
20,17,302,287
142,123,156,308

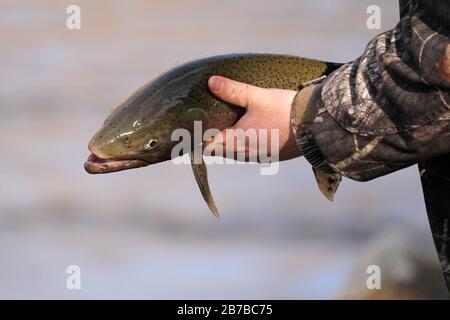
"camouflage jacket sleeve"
291,0,450,200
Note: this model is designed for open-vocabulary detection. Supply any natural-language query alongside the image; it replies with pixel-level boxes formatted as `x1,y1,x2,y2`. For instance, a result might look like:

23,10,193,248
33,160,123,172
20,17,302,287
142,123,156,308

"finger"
208,76,268,109
203,127,237,158
203,126,255,162
203,127,228,158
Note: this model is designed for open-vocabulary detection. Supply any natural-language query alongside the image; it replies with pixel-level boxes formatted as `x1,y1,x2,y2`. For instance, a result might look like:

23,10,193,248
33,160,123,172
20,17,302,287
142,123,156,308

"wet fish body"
85,54,342,217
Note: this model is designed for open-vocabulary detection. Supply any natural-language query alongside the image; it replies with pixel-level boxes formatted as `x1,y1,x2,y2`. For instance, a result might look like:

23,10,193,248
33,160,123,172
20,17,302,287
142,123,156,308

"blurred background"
0,0,448,299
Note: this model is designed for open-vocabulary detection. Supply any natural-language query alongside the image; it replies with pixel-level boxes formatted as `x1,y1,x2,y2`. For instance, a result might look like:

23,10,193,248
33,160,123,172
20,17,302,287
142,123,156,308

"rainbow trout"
85,54,342,217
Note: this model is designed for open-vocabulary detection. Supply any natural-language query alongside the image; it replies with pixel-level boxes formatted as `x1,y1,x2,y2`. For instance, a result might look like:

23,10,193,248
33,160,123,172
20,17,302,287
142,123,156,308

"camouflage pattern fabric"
292,0,450,198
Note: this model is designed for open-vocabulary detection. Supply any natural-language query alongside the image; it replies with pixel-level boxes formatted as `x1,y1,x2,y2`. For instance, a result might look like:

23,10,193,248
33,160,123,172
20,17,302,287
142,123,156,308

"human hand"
205,76,302,162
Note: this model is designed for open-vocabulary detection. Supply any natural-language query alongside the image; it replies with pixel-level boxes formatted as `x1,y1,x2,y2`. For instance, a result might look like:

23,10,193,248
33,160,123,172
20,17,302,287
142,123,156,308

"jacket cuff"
290,83,342,200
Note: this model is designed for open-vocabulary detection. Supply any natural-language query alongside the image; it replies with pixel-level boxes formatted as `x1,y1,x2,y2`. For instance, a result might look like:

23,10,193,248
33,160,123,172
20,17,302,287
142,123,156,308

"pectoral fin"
191,154,219,218
180,108,210,131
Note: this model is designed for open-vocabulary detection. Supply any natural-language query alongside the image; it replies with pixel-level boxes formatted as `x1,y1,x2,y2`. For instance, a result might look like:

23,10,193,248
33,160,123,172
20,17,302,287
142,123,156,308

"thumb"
208,76,267,109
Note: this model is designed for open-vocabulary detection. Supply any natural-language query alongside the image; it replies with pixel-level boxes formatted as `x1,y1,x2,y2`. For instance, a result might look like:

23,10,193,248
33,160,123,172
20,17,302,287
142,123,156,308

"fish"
85,53,342,218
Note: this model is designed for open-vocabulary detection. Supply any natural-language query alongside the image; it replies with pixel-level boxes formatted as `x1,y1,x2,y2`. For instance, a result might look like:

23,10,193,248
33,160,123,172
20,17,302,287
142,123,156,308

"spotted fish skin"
85,54,342,216
162,54,340,131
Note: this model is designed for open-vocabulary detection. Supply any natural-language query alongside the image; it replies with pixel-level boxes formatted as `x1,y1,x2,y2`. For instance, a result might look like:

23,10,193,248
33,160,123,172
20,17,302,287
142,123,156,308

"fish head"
85,81,180,174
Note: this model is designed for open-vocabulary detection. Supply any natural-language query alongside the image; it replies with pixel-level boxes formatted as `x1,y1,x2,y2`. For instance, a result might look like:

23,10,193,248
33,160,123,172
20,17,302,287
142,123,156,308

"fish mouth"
84,153,150,174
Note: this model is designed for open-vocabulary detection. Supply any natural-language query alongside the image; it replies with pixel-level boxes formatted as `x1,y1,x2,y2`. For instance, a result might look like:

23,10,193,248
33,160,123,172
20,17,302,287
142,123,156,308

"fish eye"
144,139,158,150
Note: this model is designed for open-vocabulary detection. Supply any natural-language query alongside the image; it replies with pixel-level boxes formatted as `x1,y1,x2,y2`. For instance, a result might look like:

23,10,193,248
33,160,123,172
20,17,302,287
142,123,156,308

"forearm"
291,1,450,198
